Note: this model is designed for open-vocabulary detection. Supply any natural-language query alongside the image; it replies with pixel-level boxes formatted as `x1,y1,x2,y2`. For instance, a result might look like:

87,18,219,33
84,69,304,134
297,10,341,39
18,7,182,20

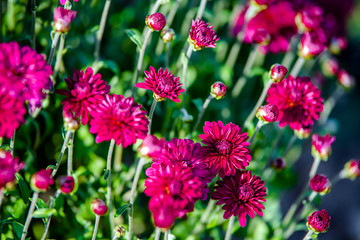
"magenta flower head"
30,169,54,192
210,82,227,100
91,198,108,216
269,64,288,82
271,157,286,170
89,94,149,147
0,81,26,138
212,170,267,227
294,125,312,139
311,134,336,161
58,175,75,194
161,28,175,43
252,29,271,46
337,69,355,90
145,12,166,31
62,109,80,132
53,7,77,33
307,209,331,233
0,149,24,189
0,42,53,108
340,159,360,181
321,57,339,77
256,104,279,123
188,18,220,51
199,121,251,178
138,134,166,158
135,66,184,103
266,75,324,131
57,67,111,125
299,30,328,59
295,5,324,32
310,174,332,195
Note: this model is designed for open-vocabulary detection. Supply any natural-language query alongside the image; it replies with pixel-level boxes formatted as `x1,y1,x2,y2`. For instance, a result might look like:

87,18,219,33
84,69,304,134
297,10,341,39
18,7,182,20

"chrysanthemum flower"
135,66,184,103
0,149,24,189
30,169,54,192
299,29,328,59
138,134,166,158
0,42,53,108
310,174,331,195
0,82,26,138
89,94,148,147
296,5,324,32
307,209,331,233
266,75,324,130
199,121,251,177
53,7,77,33
311,133,336,161
60,0,78,5
145,12,166,32
57,67,111,125
212,170,267,227
256,104,279,123
188,18,219,51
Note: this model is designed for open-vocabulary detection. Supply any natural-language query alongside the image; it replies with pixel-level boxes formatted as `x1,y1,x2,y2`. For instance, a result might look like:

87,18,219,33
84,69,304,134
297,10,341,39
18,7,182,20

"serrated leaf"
125,29,142,49
114,205,129,217
15,173,30,204
192,98,203,112
32,208,56,218
12,221,24,238
103,169,110,180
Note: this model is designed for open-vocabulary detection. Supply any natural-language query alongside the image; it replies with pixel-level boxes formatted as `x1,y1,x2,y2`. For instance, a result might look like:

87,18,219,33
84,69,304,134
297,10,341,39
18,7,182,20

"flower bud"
337,69,355,90
294,125,312,139
340,159,360,180
311,133,336,161
114,226,126,238
138,135,166,158
329,37,347,55
321,57,339,77
63,110,79,131
161,28,175,43
253,29,270,45
91,198,108,216
295,6,323,32
145,13,166,31
256,104,279,123
0,149,24,189
53,7,77,33
210,82,227,100
310,174,331,195
307,209,331,233
58,175,75,194
30,169,54,192
299,30,327,59
271,157,286,170
269,64,288,82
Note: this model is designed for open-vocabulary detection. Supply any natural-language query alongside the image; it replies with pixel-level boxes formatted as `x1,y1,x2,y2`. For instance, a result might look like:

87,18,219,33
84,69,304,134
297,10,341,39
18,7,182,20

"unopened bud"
271,157,286,170
210,82,227,100
311,133,336,161
294,126,312,139
256,104,279,123
269,64,288,82
340,159,360,180
58,175,75,194
161,28,175,43
91,198,108,216
30,169,54,192
322,58,339,77
309,174,331,195
145,13,166,31
337,69,355,90
53,7,77,33
307,209,331,233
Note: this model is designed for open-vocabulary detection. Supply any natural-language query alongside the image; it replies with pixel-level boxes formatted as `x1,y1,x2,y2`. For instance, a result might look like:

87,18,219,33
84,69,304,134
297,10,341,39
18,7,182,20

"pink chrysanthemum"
57,67,111,125
212,170,267,227
0,149,24,189
135,66,184,103
138,134,166,158
30,169,54,192
60,0,78,5
299,29,328,59
188,18,220,51
0,42,53,108
311,133,336,161
266,75,324,130
310,174,331,195
89,94,148,147
307,209,331,233
0,81,27,138
53,7,77,33
199,121,251,178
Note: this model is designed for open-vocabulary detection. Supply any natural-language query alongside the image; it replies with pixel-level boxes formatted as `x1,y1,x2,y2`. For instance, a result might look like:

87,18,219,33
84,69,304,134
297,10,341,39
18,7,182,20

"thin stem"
195,0,207,20
52,131,71,178
319,86,345,125
94,0,112,63
164,230,169,240
53,33,66,79
192,199,216,234
182,46,194,92
148,99,157,134
21,192,39,240
40,190,61,240
283,134,297,158
309,157,321,179
303,230,314,240
149,0,162,15
106,139,116,238
249,120,264,146
91,215,101,240
282,189,306,228
154,227,161,240
127,157,146,240
10,131,16,156
225,40,242,69
166,42,170,69
131,29,153,98
289,56,305,77
307,191,317,203
67,131,75,175
0,189,4,209
31,0,36,49
112,236,118,240
331,172,341,186
224,215,235,240
47,32,60,65
244,80,273,128
264,128,284,169
192,95,213,133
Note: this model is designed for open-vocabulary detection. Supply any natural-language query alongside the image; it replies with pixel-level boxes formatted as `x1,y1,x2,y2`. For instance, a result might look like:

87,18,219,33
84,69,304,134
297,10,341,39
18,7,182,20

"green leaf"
248,67,266,78
15,173,30,204
114,205,129,218
12,221,24,239
32,208,56,218
181,52,189,65
192,98,203,112
35,198,48,209
103,169,110,180
125,29,142,49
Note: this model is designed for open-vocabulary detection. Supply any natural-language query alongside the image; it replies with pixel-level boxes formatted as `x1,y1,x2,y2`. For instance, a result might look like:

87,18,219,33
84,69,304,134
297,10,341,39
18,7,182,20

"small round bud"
294,125,312,139
91,198,108,216
340,159,360,180
337,69,355,90
269,64,288,82
63,110,80,131
253,29,270,45
271,157,286,170
329,37,347,55
30,169,54,192
307,209,331,233
309,174,331,195
210,82,227,100
53,7,77,33
256,104,279,123
138,135,166,158
161,28,175,43
145,13,166,31
58,175,75,194
321,57,339,77
114,226,126,238
299,30,327,59
311,134,336,161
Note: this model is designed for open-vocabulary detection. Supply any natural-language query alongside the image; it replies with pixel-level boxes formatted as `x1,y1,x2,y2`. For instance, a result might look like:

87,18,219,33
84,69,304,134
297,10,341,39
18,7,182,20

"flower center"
238,184,255,201
215,140,232,155
168,180,183,195
196,27,211,43
74,82,91,100
158,76,175,92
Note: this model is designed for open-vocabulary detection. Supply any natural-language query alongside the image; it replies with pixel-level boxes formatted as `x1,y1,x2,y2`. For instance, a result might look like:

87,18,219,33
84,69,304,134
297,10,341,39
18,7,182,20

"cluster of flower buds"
53,7,77,33
340,159,360,180
310,174,332,195
256,104,279,123
311,134,336,161
210,82,227,100
145,13,166,32
307,209,331,234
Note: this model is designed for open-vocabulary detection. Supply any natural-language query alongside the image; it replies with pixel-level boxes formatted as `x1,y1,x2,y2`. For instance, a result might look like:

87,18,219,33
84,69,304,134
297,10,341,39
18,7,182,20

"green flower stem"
52,131,71,178
289,56,305,77
127,157,146,240
40,189,61,240
231,45,260,98
192,199,216,235
131,29,153,98
282,188,307,228
319,86,345,125
331,172,341,185
0,189,4,209
154,227,161,240
195,0,207,20
94,0,112,63
149,0,163,15
148,99,158,134
31,0,36,49
53,33,66,79
91,215,101,240
244,80,273,128
264,128,284,169
106,139,116,238
224,215,235,240
48,32,60,65
21,192,39,240
192,95,213,133
164,230,169,240
303,230,314,240
307,191,317,203
309,156,321,179
282,134,297,158
249,120,265,146
225,40,243,69
181,46,194,92
10,130,16,156
67,131,75,175
166,42,171,69
113,145,123,171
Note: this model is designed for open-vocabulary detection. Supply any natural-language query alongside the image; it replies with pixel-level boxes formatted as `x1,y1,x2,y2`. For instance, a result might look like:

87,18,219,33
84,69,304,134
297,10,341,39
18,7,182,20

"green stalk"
224,215,235,240
94,0,112,62
10,130,15,156
52,131,71,178
40,190,61,240
106,139,116,238
148,99,158,134
91,215,101,240
21,192,39,240
289,56,305,77
53,33,66,79
192,95,213,133
48,32,60,66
